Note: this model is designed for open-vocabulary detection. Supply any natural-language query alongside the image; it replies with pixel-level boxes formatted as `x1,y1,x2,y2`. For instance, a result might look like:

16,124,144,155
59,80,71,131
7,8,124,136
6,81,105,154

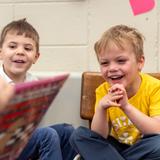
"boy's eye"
24,47,32,51
9,44,16,49
117,59,127,64
24,44,34,51
100,61,109,66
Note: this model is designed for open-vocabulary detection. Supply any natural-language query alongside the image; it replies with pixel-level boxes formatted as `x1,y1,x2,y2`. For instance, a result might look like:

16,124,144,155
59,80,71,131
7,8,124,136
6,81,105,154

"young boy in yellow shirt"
70,25,160,160
0,18,76,160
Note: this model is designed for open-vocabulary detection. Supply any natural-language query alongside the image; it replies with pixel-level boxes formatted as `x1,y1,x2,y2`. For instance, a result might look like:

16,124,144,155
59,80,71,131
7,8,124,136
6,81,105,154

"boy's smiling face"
98,41,144,95
0,31,39,80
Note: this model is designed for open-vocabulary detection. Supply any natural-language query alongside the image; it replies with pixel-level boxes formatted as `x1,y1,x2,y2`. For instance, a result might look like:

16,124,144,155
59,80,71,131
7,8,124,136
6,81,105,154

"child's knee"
50,123,75,138
70,126,89,142
36,127,59,142
143,134,160,155
150,135,160,152
63,123,75,136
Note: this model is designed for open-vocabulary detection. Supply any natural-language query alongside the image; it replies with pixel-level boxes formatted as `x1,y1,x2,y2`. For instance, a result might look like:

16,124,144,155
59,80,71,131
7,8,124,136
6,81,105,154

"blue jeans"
18,123,77,160
70,126,160,160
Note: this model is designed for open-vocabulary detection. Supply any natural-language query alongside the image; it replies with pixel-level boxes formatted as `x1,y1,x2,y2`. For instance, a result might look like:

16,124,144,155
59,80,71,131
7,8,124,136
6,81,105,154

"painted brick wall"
0,0,159,73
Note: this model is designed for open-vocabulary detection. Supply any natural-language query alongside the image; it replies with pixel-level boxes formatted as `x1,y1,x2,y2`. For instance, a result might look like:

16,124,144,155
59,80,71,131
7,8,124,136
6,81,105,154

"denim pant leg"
50,123,77,160
122,134,160,160
69,126,125,160
18,127,63,160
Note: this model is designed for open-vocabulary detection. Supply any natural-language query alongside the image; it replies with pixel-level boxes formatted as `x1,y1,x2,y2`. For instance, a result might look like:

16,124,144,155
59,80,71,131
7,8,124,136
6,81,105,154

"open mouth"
13,60,26,63
109,75,124,81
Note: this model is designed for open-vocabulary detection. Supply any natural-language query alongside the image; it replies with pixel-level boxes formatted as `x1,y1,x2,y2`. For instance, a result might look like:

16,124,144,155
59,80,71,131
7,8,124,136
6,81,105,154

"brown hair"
0,18,39,52
94,25,144,60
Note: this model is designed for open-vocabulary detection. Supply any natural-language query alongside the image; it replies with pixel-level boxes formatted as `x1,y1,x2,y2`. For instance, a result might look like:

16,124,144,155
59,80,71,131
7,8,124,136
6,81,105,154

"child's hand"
109,84,128,109
0,77,14,110
98,84,123,110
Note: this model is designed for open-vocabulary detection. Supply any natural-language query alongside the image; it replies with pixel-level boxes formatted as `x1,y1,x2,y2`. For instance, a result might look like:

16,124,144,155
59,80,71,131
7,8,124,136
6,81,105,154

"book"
0,73,69,160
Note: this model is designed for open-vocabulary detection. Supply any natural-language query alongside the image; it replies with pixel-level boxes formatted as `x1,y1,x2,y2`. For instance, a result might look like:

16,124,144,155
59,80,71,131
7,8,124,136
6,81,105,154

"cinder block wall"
0,0,159,72
0,0,159,127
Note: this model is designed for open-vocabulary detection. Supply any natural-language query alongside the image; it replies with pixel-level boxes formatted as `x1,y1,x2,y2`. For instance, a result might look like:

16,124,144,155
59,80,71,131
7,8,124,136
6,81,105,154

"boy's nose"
16,47,25,55
108,64,118,72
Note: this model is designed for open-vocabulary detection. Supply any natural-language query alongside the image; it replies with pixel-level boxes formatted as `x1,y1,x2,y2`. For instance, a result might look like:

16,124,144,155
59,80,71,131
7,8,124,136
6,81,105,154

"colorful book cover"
0,74,69,160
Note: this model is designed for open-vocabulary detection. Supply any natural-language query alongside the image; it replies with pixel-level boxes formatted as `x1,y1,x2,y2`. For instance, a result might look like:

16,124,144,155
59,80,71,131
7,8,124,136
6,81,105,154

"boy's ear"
33,53,40,64
138,56,145,71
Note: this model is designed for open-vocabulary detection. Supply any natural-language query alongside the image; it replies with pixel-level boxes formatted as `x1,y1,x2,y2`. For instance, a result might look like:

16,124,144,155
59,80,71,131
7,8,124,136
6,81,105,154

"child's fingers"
0,79,14,110
110,101,121,107
109,84,125,93
111,94,123,102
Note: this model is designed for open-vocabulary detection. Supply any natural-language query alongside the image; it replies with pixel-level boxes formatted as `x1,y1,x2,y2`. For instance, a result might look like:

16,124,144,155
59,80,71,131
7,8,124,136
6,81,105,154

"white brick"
30,46,88,71
0,5,13,30
14,1,88,45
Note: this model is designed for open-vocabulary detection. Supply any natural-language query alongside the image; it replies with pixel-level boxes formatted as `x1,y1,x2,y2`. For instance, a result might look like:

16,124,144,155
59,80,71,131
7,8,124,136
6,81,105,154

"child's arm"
0,77,14,110
91,87,123,138
115,84,160,134
123,104,160,134
91,105,109,138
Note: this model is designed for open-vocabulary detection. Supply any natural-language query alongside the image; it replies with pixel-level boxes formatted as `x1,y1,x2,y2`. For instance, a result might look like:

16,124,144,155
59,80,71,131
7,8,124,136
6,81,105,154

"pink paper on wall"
129,0,155,16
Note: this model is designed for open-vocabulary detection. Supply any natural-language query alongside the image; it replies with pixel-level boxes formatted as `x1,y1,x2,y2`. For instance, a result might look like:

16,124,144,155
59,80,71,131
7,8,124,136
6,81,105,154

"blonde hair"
0,18,39,52
94,25,144,60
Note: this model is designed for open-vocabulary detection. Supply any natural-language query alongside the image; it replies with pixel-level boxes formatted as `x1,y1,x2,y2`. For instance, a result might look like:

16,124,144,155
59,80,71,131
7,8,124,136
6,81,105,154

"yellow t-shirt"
95,73,160,145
